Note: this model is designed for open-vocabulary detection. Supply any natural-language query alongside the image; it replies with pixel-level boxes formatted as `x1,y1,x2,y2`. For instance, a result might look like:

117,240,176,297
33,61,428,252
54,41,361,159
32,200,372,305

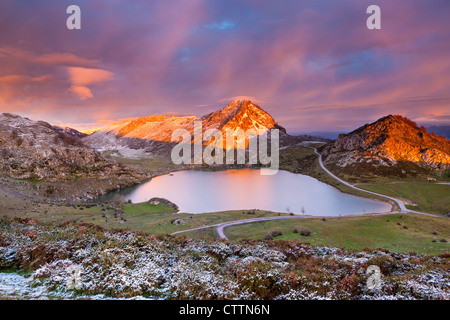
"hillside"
319,115,450,178
0,113,149,201
52,126,87,139
0,217,448,300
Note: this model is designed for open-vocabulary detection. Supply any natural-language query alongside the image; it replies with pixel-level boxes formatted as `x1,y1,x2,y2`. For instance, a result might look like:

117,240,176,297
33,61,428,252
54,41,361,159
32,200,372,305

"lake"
100,169,392,216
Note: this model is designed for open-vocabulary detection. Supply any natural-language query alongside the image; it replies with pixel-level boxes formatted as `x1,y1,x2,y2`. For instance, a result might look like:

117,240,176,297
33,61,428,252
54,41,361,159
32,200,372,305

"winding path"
171,146,435,240
311,148,409,212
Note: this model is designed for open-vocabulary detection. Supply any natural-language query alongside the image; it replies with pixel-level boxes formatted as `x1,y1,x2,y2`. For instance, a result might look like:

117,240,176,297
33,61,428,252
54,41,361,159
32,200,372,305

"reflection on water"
101,169,391,215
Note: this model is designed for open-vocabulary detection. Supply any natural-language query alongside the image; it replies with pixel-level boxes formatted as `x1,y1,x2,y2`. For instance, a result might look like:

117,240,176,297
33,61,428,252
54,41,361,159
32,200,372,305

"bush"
293,227,299,233
271,230,282,237
300,229,311,236
111,194,126,204
263,233,273,241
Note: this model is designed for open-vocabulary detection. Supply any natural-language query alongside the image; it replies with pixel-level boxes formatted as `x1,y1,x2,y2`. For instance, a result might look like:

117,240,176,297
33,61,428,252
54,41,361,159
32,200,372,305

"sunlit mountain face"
320,115,450,177
81,100,306,157
88,100,277,140
0,1,449,134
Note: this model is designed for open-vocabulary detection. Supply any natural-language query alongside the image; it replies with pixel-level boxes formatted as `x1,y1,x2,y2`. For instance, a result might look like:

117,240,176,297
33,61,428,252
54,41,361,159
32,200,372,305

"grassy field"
358,182,450,215
0,188,288,236
2,184,449,254
98,206,288,235
103,153,177,173
223,213,450,254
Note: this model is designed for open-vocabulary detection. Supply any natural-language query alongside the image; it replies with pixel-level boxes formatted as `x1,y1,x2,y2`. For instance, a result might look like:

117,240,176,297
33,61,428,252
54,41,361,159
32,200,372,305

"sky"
0,0,449,134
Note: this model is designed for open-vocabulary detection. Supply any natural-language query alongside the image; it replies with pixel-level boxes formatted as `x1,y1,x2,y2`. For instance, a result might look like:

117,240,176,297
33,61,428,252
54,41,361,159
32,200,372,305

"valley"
0,103,449,251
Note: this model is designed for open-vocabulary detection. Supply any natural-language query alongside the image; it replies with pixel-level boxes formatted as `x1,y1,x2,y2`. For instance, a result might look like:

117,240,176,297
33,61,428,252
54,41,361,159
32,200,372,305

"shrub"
263,233,273,241
293,227,299,233
368,255,396,275
338,273,361,297
271,230,282,237
300,229,311,236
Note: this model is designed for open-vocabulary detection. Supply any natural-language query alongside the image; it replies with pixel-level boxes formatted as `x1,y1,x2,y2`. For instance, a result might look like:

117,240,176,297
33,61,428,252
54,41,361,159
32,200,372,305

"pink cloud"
33,53,99,67
0,74,52,84
66,67,114,86
69,85,94,100
66,67,114,100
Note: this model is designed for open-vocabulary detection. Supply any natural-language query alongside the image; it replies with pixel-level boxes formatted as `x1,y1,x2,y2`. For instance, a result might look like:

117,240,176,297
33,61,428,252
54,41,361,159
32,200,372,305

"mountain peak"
82,99,300,156
227,99,255,108
321,114,450,174
211,99,257,118
201,99,276,132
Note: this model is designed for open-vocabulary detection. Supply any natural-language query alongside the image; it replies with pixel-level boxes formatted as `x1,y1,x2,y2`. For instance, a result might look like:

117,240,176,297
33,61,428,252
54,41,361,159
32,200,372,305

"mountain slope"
52,125,87,139
82,100,310,157
319,115,450,177
0,113,149,200
201,100,278,133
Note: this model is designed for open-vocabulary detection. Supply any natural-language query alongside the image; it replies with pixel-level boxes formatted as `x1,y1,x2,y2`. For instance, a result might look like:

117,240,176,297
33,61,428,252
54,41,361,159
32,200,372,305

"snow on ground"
0,273,48,299
0,218,448,300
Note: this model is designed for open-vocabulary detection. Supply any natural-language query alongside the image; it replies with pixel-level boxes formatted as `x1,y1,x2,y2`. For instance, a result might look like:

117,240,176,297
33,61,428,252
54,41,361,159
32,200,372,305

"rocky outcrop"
320,115,450,173
52,126,87,139
0,113,149,183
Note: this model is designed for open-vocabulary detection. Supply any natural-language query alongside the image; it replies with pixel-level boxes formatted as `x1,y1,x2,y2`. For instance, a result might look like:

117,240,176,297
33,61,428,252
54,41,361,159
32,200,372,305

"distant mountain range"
1,101,449,185
319,115,450,177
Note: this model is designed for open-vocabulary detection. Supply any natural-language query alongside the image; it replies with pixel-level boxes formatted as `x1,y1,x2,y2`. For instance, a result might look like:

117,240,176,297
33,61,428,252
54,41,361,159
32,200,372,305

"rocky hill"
319,115,450,177
52,125,87,139
82,100,322,158
0,113,149,200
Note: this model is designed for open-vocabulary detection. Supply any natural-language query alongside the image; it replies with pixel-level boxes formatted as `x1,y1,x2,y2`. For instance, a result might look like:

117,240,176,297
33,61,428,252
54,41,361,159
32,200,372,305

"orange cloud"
66,67,114,100
34,53,98,67
0,74,51,84
67,67,114,86
69,85,94,100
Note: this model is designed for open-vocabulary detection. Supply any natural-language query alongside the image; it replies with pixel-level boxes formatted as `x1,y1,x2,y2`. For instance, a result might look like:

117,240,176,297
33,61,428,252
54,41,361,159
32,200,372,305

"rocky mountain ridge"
52,125,87,139
82,100,322,157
